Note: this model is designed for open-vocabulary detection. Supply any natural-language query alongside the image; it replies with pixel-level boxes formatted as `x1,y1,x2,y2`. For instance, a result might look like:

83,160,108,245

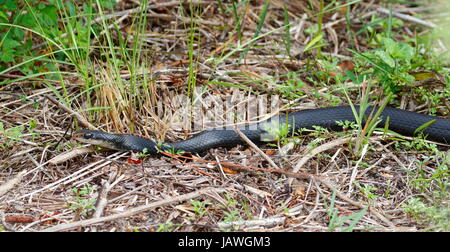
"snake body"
75,106,450,154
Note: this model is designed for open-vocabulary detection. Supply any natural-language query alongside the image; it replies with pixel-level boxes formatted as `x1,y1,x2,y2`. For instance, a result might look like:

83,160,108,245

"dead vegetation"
0,0,449,232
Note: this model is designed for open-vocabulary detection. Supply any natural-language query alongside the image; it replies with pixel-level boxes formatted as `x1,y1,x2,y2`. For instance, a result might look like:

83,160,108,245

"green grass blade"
239,0,270,61
414,120,437,135
304,34,324,53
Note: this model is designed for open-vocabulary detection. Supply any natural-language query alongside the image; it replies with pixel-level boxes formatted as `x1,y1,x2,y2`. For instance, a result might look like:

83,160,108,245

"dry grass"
0,0,449,232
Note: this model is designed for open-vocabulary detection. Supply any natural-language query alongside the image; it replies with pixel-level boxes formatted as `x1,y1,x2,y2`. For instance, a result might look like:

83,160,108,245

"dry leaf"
222,166,238,174
5,215,35,223
338,60,355,72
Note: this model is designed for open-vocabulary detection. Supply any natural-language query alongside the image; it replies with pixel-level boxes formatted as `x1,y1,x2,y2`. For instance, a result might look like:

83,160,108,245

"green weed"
276,72,306,100
67,185,96,217
0,121,38,149
219,193,244,231
354,182,378,201
403,195,450,231
156,221,182,232
326,189,368,232
190,199,213,218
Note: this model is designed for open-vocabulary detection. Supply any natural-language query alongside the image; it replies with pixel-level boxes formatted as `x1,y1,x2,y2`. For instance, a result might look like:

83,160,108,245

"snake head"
73,129,118,150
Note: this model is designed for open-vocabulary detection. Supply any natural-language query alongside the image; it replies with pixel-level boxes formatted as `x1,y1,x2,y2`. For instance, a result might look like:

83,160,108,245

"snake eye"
84,133,94,139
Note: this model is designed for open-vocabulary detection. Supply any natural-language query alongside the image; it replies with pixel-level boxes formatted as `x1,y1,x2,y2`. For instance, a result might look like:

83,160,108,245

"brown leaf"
5,215,35,223
294,185,306,198
338,60,355,72
264,149,277,155
222,166,238,174
127,158,142,165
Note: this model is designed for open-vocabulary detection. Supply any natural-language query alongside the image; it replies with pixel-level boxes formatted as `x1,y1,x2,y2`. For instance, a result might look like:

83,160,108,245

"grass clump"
403,195,450,231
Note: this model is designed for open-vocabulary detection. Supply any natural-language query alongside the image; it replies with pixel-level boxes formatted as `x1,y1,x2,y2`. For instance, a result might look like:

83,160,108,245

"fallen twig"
376,7,437,28
218,216,285,230
48,147,93,165
291,137,352,176
233,127,281,170
40,187,226,232
93,175,125,219
0,170,27,197
161,152,315,180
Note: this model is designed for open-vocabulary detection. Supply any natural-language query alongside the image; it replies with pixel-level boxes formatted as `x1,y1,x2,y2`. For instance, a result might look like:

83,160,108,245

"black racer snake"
74,106,450,154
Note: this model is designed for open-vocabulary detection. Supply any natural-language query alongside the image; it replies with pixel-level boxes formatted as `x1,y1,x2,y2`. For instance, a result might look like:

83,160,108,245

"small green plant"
336,120,358,131
219,193,244,231
354,182,378,201
276,72,306,100
67,185,96,217
356,16,405,46
403,196,450,231
156,142,185,156
190,199,212,218
397,133,440,154
137,147,149,158
0,122,25,148
351,37,415,93
408,150,449,193
263,118,292,145
338,70,393,157
399,148,449,230
222,209,242,224
326,190,367,232
309,125,331,141
156,221,182,232
223,193,239,208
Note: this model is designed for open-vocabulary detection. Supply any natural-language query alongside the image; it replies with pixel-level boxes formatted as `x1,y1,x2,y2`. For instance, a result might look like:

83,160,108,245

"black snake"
74,106,450,154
